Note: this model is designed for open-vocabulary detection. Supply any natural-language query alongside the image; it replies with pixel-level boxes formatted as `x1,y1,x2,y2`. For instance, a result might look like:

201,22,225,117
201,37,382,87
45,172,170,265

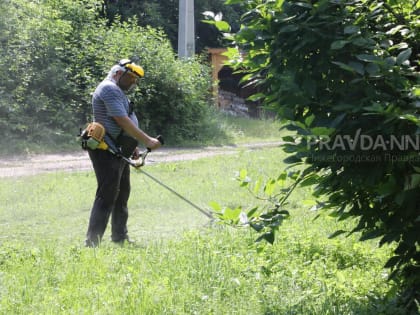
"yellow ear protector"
119,59,144,78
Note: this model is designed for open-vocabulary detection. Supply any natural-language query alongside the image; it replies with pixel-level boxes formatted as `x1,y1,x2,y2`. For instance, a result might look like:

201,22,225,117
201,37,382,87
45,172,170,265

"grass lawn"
0,137,405,314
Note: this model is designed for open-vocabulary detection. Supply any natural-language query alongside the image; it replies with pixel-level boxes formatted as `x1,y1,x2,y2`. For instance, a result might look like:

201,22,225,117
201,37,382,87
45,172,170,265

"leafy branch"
211,168,309,244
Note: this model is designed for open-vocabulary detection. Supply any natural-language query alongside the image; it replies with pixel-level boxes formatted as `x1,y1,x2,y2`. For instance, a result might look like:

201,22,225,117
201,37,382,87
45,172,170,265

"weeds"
0,147,405,314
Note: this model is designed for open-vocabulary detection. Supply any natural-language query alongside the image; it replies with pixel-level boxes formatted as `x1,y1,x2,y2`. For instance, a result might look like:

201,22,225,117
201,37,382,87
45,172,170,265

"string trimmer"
79,124,213,219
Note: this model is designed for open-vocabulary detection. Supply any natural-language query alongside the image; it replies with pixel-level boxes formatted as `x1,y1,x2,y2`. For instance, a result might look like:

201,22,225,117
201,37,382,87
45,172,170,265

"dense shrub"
212,0,419,311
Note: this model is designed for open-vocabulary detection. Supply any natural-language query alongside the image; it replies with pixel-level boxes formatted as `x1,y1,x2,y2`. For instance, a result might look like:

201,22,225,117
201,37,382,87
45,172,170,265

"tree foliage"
212,0,419,310
0,0,217,152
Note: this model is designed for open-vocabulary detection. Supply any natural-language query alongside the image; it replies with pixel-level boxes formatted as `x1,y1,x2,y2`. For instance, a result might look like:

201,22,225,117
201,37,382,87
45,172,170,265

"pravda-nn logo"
306,129,420,151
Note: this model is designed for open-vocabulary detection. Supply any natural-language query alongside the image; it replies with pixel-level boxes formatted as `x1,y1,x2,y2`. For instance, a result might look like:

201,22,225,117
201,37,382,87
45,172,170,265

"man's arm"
113,116,161,149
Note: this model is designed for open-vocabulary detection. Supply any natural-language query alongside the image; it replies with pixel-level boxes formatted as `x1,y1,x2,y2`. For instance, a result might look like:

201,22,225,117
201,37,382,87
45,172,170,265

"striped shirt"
92,78,139,149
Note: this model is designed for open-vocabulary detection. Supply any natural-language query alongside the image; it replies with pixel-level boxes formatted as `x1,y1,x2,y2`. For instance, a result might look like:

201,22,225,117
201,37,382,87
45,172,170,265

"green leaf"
240,181,250,187
399,114,420,124
264,179,277,195
299,174,320,187
359,230,382,241
277,210,290,216
213,20,231,32
305,114,315,127
365,63,380,76
331,40,349,50
355,54,381,63
239,169,247,180
412,87,420,98
343,25,359,34
283,155,302,164
247,207,259,218
223,46,240,60
256,231,275,244
253,178,262,194
223,207,242,221
250,222,264,232
348,61,364,75
389,42,409,51
237,27,256,42
328,230,347,239
352,36,374,47
247,93,265,102
363,103,385,112
277,172,288,181
396,48,412,65
282,135,296,143
384,56,396,67
209,201,222,212
278,25,299,33
384,255,401,269
332,61,357,73
310,127,335,136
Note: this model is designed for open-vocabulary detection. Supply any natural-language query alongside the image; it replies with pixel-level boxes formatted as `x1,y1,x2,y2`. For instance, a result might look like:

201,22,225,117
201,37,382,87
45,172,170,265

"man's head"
108,59,144,92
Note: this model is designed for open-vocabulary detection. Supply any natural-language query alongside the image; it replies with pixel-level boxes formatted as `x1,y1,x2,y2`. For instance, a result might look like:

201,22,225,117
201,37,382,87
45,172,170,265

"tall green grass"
210,114,284,145
0,147,403,314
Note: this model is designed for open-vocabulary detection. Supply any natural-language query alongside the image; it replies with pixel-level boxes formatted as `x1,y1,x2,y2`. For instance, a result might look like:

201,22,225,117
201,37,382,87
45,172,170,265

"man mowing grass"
84,59,161,247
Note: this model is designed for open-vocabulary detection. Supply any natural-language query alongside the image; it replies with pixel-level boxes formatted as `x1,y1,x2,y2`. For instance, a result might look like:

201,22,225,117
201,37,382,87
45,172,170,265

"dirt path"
0,142,281,178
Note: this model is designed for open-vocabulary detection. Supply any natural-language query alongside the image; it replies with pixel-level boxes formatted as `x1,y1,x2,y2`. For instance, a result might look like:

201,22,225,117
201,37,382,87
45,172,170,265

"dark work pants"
86,149,131,245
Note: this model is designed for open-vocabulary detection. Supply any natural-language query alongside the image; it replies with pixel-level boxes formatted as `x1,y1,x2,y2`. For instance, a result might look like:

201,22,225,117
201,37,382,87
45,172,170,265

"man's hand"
131,147,141,160
146,137,161,150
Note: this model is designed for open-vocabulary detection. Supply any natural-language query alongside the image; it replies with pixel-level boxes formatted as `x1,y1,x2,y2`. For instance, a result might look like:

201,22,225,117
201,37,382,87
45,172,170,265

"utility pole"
178,0,195,59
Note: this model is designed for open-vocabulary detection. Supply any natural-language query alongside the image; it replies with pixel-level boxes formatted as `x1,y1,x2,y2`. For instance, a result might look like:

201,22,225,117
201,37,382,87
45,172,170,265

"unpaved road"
0,142,281,178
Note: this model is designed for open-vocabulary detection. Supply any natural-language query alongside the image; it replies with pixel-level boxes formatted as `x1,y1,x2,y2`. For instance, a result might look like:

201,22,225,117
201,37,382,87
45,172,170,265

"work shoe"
84,239,100,248
111,236,135,245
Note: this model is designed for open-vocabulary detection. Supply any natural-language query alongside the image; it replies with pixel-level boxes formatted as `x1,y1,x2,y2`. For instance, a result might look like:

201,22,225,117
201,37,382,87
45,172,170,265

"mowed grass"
0,147,403,314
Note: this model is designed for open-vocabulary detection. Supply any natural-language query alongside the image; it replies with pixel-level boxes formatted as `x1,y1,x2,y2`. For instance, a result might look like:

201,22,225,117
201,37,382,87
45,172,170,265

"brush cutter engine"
79,122,107,150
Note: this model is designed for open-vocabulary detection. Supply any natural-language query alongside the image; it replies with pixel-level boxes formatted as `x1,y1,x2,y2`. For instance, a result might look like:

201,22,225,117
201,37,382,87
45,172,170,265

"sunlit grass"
0,147,403,314
215,114,284,144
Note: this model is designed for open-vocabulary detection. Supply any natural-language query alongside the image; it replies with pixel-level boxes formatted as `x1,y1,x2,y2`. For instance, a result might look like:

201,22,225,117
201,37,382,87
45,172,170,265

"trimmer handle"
147,135,164,152
111,134,163,168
